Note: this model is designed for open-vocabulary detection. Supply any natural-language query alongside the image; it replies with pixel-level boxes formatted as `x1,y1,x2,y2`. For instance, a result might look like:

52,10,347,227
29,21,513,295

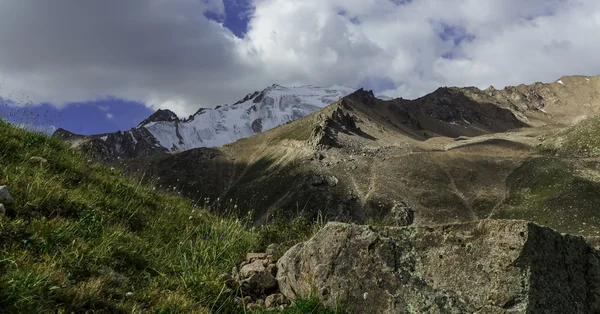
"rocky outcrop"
79,128,167,162
53,127,168,162
251,118,263,134
309,106,363,149
276,220,600,313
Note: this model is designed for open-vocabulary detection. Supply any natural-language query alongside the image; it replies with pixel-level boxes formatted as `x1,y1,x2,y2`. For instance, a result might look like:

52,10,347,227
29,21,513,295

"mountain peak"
137,109,179,128
343,88,377,107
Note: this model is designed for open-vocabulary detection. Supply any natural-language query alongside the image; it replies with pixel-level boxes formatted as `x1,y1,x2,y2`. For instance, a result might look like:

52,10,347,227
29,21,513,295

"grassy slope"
0,119,259,312
495,114,600,236
541,115,600,157
0,120,335,313
494,157,600,236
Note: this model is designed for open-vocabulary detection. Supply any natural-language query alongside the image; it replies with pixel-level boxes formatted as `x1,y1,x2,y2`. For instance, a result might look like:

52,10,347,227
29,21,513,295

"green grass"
0,119,262,313
0,119,338,313
541,115,600,157
261,296,347,314
494,157,600,236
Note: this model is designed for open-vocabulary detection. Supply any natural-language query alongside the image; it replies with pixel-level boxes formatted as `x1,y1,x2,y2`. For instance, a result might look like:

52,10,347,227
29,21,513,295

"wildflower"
234,205,238,209
188,216,193,220
204,233,210,241
219,235,225,241
191,209,196,214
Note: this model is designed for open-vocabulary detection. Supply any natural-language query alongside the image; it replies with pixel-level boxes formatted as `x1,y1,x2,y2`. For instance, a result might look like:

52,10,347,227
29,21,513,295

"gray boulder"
276,220,600,313
0,186,13,204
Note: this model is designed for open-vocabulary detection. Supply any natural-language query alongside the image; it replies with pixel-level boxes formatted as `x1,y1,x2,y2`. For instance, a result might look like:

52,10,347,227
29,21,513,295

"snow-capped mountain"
142,84,357,151
54,84,358,161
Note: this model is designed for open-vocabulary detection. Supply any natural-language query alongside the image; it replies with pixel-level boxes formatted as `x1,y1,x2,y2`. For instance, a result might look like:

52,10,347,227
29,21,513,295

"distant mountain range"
54,84,365,161
54,75,600,238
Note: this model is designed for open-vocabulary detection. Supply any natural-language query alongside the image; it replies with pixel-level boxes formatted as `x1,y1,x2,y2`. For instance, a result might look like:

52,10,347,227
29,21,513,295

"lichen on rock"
276,220,600,313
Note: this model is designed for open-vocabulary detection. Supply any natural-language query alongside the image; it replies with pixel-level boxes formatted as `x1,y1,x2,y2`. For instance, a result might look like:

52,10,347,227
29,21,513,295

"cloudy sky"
1,0,599,134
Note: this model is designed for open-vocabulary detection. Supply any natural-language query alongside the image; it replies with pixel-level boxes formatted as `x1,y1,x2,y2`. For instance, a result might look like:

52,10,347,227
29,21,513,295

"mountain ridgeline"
54,84,357,161
56,76,600,237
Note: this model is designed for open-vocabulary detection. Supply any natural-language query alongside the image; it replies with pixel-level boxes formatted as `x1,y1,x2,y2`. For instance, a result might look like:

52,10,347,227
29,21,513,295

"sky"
1,0,600,134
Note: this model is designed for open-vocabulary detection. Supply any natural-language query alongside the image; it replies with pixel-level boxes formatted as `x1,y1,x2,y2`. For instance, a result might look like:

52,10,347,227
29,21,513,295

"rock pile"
227,246,290,311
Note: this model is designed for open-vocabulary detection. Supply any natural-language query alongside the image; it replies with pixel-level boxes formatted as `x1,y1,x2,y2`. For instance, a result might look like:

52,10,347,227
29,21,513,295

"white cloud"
0,0,599,116
99,105,110,112
106,113,114,119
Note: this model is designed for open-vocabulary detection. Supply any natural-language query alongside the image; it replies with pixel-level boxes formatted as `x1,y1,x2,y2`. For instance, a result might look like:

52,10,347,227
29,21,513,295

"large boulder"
276,220,600,313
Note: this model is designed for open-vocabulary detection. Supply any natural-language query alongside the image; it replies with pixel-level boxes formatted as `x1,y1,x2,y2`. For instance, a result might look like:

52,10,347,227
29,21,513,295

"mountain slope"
0,119,259,312
55,84,357,161
123,75,600,237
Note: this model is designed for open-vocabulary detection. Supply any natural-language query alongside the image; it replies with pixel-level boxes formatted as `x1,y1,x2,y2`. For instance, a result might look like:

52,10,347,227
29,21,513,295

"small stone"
29,156,48,165
0,203,5,216
246,252,267,262
125,292,134,297
234,296,252,307
265,293,288,307
246,303,261,311
0,186,13,204
266,243,281,256
231,266,240,281
311,176,326,187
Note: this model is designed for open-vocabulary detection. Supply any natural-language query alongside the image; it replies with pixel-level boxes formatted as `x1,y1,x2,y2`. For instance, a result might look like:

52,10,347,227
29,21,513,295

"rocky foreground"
234,219,600,313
